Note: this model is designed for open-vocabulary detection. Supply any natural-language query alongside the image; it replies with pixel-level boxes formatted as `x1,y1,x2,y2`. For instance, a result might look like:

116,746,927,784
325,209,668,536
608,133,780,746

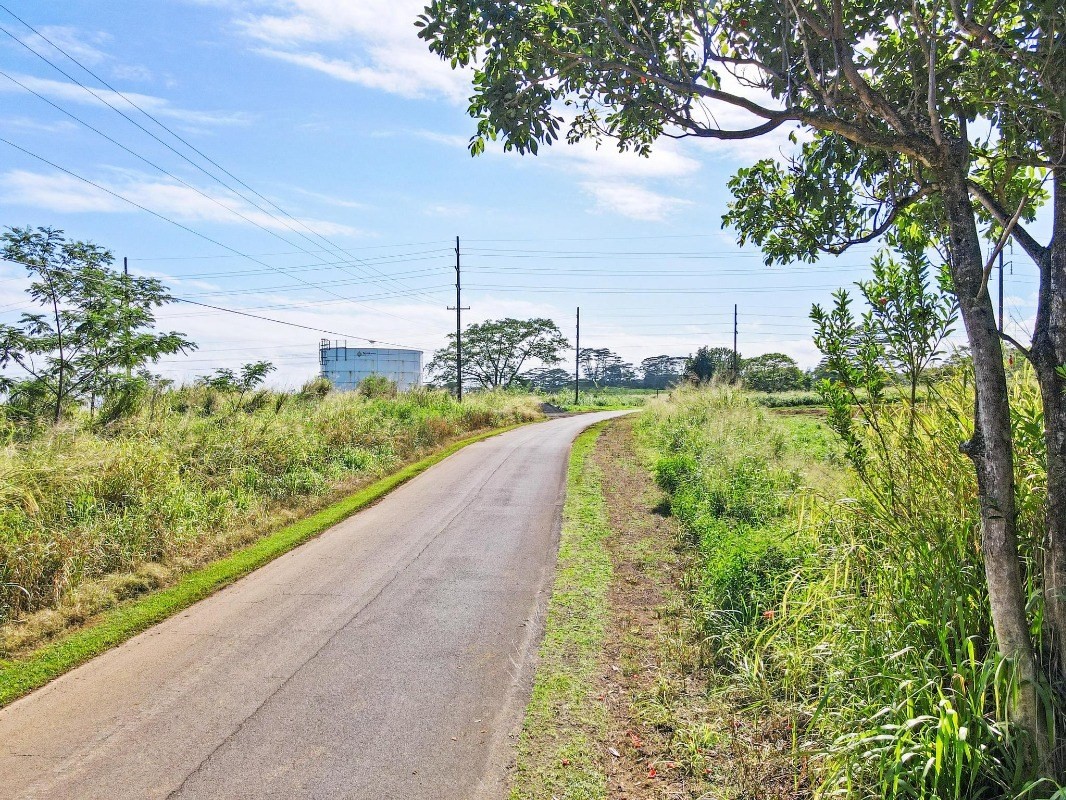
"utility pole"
123,258,130,379
447,236,470,401
733,303,739,380
998,248,1005,334
574,306,580,405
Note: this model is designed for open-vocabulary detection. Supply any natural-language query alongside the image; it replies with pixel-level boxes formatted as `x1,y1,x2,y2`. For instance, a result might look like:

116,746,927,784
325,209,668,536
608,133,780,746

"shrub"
640,378,1048,798
357,375,398,399
299,376,333,399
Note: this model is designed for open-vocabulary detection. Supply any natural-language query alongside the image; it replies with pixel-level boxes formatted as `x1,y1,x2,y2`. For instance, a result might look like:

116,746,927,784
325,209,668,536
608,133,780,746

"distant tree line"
427,318,817,394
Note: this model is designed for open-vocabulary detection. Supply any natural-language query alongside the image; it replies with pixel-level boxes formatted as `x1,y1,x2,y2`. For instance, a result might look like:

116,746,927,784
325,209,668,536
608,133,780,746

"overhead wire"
0,135,439,328
0,7,444,308
0,65,452,307
0,252,426,350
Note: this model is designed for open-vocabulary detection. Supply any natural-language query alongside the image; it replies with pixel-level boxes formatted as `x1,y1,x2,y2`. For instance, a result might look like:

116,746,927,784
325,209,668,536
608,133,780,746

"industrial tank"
319,341,423,391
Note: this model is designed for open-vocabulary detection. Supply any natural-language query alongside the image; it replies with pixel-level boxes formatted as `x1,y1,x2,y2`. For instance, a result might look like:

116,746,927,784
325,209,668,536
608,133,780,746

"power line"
167,298,425,349
0,135,438,328
0,7,442,307
0,238,426,350
464,283,844,294
129,240,450,261
0,65,448,309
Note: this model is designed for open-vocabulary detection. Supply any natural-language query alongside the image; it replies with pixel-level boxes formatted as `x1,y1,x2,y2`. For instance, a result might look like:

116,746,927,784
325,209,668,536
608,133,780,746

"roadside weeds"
511,415,800,800
0,420,531,709
509,421,613,800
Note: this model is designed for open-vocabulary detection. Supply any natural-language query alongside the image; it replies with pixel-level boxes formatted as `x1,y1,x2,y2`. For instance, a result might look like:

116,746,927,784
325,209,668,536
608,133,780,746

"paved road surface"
0,412,625,799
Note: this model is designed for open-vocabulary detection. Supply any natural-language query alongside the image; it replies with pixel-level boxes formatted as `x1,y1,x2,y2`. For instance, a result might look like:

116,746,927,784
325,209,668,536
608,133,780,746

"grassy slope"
510,421,613,800
0,421,528,709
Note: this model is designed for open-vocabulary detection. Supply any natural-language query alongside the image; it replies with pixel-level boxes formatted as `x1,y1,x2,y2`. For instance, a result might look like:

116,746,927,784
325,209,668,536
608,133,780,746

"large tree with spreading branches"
418,0,1066,777
428,317,570,390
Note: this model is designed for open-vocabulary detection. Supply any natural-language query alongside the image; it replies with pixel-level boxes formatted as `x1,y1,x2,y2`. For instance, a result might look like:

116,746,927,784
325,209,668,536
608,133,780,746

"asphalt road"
0,412,626,800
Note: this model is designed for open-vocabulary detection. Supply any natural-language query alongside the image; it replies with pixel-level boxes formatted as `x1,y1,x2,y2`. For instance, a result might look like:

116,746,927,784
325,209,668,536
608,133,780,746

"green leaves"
427,316,570,390
0,226,196,425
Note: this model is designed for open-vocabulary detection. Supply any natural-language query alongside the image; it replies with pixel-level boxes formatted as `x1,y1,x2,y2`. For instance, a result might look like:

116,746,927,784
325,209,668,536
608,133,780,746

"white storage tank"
319,340,423,392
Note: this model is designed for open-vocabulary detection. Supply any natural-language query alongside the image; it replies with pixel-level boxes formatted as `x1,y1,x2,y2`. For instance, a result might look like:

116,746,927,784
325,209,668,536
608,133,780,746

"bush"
299,376,332,399
639,378,1048,798
642,388,815,632
357,375,398,399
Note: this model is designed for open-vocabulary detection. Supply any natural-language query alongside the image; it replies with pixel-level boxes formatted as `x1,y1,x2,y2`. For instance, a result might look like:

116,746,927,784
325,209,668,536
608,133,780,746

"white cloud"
581,180,692,222
15,25,154,82
0,73,248,128
281,185,367,209
0,169,365,238
30,26,111,66
552,138,701,180
231,0,471,102
0,116,78,134
406,129,471,149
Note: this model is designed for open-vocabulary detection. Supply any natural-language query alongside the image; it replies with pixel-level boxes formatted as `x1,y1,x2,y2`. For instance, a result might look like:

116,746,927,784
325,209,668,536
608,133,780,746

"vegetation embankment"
640,375,1049,798
0,384,540,659
543,387,656,412
0,418,532,708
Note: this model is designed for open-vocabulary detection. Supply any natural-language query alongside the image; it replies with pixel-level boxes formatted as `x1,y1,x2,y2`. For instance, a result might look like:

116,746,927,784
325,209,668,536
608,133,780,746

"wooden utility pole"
447,236,470,400
574,306,580,405
733,304,739,379
123,258,130,379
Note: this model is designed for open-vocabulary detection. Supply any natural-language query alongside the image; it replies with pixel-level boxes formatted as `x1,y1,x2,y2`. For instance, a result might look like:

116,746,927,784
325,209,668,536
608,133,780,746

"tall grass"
0,384,539,644
638,378,1049,798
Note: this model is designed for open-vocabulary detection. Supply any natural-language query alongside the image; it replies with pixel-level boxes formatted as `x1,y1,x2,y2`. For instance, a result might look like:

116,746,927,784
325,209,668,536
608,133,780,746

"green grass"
639,381,1049,798
0,385,541,650
510,421,613,800
542,387,655,412
0,421,530,709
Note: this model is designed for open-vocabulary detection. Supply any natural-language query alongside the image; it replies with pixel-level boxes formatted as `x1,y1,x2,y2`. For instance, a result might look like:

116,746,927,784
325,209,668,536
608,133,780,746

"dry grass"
0,386,541,655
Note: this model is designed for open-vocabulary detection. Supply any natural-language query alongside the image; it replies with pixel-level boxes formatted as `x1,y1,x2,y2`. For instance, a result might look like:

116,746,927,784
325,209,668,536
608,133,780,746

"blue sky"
0,0,1043,386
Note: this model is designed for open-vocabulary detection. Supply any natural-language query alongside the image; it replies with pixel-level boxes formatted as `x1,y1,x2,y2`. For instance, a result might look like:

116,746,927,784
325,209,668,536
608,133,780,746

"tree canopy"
740,353,806,392
685,346,737,384
419,0,1066,773
428,317,570,390
640,354,686,389
0,226,194,424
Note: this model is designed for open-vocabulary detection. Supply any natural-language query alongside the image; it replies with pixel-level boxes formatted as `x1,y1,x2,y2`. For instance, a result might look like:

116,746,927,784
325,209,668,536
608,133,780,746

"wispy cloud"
13,25,154,82
580,180,692,222
0,115,78,134
0,168,365,238
281,185,368,210
0,72,249,128
220,0,471,102
405,129,471,149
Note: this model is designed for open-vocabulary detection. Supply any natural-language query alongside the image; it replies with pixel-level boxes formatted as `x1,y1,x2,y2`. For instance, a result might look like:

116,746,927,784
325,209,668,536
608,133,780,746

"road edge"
0,420,534,709
508,419,614,800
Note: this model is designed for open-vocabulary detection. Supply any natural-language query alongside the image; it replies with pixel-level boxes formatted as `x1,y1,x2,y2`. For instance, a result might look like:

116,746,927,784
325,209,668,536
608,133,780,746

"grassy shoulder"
511,410,771,799
510,421,613,800
0,420,530,709
1,387,540,655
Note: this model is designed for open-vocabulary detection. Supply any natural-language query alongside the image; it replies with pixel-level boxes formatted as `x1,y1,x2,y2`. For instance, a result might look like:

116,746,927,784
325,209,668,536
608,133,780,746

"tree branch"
967,180,1048,263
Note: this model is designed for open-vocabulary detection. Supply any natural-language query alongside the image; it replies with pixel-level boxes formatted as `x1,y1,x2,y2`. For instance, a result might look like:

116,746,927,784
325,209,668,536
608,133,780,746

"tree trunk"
941,166,1049,773
1032,159,1066,774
